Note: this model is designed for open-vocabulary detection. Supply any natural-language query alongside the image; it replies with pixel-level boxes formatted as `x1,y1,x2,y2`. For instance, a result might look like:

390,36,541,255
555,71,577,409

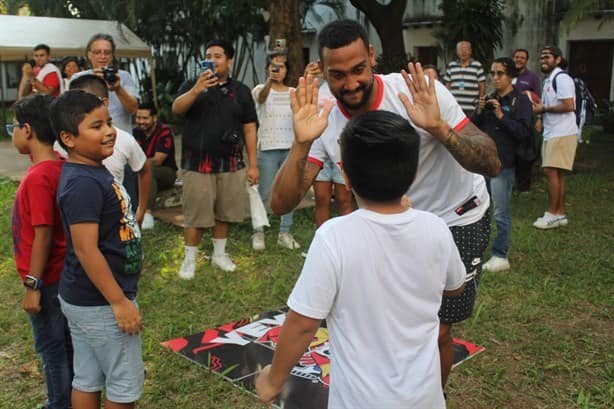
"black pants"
515,158,534,192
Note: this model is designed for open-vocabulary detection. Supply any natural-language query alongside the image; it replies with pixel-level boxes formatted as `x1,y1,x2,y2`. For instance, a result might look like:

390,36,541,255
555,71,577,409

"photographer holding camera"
472,57,532,273
18,44,63,99
173,39,258,276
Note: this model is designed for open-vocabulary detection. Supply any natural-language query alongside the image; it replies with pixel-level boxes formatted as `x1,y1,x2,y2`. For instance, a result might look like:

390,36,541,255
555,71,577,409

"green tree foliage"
434,0,505,66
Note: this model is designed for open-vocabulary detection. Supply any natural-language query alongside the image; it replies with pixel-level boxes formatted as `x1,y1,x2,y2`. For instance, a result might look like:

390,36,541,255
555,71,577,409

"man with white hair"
443,41,485,115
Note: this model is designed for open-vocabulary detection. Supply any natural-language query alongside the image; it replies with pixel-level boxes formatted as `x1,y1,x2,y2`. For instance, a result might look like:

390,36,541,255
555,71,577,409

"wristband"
542,106,546,114
23,274,43,290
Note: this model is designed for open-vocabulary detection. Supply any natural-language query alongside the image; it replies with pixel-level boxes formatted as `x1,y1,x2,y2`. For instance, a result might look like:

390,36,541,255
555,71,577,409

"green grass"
1,131,613,408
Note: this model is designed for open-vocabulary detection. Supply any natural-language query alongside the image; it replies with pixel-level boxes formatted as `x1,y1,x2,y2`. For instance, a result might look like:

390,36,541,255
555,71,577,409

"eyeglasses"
90,49,113,56
490,70,507,77
5,123,24,136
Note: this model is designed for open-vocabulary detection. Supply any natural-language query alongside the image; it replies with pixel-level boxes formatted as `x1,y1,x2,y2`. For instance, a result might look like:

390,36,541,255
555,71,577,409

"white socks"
184,245,197,261
212,238,227,256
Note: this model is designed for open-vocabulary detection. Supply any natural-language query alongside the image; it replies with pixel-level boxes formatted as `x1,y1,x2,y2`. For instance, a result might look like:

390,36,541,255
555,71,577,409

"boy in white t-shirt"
255,110,466,408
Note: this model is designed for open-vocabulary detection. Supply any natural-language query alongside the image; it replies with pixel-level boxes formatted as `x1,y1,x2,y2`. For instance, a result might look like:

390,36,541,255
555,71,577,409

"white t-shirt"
53,127,146,182
309,73,489,227
542,67,578,140
288,208,466,409
252,85,295,150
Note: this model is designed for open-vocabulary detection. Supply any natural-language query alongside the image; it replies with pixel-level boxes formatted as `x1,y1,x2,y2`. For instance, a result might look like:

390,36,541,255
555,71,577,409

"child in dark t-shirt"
51,90,144,408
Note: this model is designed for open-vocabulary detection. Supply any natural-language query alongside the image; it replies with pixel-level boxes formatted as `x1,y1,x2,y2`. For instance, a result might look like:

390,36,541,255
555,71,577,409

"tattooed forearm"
443,123,501,177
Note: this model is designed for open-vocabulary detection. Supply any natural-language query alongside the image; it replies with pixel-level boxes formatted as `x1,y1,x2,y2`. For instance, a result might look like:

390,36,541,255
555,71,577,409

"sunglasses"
4,123,24,136
490,70,507,77
90,49,113,56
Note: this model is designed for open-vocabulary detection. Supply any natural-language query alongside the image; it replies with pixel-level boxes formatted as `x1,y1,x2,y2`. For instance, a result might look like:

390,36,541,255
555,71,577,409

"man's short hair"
456,41,471,51
11,95,55,145
340,111,420,202
512,48,529,60
317,20,369,60
138,102,157,116
50,90,105,150
69,74,109,99
493,57,519,78
206,39,234,59
33,44,50,54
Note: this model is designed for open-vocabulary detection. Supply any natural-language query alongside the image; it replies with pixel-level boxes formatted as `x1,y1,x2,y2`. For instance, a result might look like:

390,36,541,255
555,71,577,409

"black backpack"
552,71,597,127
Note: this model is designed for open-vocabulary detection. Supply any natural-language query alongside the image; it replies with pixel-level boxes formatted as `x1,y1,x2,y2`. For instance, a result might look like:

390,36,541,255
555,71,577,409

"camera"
220,130,241,145
102,66,118,84
198,60,215,76
271,63,282,73
484,93,501,111
273,38,287,51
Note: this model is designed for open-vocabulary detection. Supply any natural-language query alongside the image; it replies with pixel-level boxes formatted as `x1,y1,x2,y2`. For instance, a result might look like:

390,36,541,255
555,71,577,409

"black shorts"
439,211,490,324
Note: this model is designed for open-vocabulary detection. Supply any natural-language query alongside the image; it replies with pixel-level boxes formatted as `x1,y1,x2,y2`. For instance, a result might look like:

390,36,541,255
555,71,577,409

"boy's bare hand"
111,298,143,335
22,289,41,314
255,364,281,404
290,75,334,145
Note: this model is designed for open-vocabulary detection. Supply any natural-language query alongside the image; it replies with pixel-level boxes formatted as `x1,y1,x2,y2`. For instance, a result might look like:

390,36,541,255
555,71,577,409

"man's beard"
336,77,374,111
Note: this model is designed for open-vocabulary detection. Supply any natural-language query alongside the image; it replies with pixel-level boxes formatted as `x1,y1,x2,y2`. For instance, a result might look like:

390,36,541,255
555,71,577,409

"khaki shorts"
182,169,247,228
542,134,578,171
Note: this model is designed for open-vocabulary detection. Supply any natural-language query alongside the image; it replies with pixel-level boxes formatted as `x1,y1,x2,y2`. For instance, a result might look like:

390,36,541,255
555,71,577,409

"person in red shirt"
133,102,177,229
9,94,72,409
18,44,63,99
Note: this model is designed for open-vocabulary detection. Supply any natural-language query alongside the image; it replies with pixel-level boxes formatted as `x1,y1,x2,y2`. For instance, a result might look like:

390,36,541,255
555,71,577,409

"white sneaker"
483,256,511,272
278,233,301,249
178,257,195,280
533,212,568,229
212,254,236,272
142,212,155,230
252,232,265,251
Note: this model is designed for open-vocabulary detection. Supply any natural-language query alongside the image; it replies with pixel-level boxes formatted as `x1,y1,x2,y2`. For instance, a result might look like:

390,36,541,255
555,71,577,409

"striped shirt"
443,59,485,113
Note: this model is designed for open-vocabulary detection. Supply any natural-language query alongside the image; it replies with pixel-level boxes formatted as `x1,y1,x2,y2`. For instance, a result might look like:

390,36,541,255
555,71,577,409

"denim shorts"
58,296,144,403
315,159,345,184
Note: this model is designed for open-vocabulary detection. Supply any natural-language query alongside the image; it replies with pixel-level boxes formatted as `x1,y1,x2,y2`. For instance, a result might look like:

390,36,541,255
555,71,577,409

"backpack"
509,91,539,162
552,71,597,127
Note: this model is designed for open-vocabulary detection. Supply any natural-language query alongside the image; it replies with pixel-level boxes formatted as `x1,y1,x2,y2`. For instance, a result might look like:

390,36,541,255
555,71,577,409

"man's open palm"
290,76,334,144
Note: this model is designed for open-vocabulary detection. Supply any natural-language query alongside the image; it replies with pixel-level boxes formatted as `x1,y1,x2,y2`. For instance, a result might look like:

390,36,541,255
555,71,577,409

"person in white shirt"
531,45,578,229
256,110,466,408
269,19,500,390
251,54,301,251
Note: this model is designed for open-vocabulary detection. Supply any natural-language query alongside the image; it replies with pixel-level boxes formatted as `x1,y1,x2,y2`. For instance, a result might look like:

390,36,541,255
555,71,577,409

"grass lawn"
0,130,612,409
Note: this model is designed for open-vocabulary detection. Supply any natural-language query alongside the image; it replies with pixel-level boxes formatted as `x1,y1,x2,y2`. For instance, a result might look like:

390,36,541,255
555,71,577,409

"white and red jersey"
308,73,489,227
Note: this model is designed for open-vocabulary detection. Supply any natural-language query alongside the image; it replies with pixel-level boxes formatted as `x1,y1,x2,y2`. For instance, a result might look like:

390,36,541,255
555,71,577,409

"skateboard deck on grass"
162,309,484,409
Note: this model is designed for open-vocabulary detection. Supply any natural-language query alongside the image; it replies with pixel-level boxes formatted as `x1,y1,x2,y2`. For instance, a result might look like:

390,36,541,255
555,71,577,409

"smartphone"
199,60,215,75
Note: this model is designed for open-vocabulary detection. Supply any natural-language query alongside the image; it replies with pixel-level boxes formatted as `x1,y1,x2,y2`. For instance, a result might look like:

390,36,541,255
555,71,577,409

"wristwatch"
23,274,43,290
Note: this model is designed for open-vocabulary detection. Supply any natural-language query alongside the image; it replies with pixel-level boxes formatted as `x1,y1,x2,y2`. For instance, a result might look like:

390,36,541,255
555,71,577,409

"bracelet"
536,114,542,119
542,106,546,114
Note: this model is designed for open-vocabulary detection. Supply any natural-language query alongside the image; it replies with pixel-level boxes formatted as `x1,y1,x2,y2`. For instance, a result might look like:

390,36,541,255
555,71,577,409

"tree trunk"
269,0,304,86
349,0,408,74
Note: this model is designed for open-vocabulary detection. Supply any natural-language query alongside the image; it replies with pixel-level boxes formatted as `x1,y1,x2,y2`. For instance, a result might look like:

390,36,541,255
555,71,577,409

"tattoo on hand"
442,127,501,177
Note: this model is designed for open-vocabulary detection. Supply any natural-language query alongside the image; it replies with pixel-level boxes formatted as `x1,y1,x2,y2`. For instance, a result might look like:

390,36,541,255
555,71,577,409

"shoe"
252,232,265,251
301,252,308,258
278,232,301,249
533,212,568,229
142,212,155,230
178,257,195,280
212,254,236,272
483,256,510,272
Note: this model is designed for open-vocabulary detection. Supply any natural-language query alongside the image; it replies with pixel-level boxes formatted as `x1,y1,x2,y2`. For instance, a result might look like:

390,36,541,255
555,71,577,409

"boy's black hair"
69,74,109,98
11,94,56,145
340,111,420,202
137,102,157,116
493,57,519,78
206,39,234,59
50,90,105,150
317,19,369,60
33,44,51,54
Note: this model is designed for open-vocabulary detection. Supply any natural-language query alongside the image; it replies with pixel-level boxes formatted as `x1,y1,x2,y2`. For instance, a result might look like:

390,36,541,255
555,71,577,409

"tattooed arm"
438,121,501,177
399,62,501,177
